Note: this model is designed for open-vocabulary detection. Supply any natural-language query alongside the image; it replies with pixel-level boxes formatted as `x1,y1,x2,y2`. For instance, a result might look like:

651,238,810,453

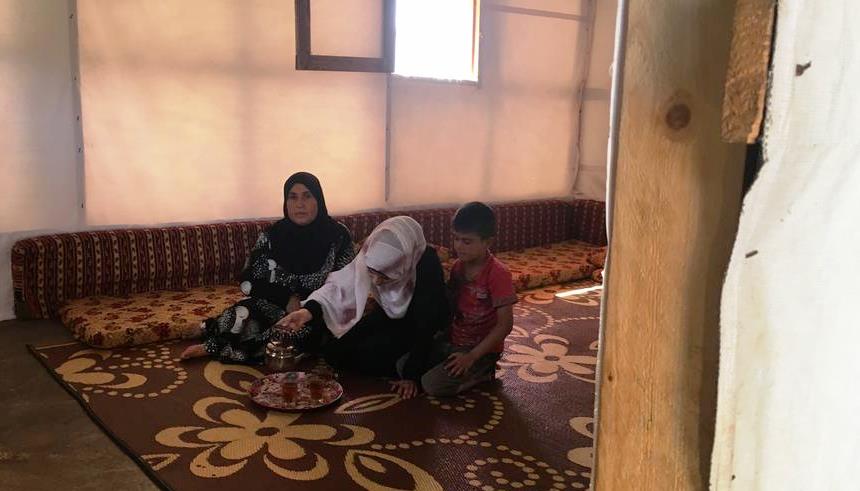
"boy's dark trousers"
400,338,499,397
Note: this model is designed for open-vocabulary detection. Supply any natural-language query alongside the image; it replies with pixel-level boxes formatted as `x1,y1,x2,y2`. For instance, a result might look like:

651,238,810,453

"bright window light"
394,0,479,82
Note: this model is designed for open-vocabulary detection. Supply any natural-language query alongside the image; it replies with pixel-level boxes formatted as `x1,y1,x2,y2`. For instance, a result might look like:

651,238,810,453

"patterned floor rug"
30,284,601,491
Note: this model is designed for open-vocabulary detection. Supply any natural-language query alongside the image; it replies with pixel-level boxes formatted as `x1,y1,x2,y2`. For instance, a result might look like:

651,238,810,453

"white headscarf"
304,216,427,338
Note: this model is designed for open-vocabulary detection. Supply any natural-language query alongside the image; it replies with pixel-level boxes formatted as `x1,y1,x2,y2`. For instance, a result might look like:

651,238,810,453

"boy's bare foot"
180,344,208,360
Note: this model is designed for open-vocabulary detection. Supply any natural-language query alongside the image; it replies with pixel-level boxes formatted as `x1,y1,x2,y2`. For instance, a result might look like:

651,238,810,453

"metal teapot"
265,328,298,372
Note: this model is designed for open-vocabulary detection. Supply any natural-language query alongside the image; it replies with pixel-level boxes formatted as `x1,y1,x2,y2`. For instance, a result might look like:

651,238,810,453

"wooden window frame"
294,0,396,73
468,0,481,81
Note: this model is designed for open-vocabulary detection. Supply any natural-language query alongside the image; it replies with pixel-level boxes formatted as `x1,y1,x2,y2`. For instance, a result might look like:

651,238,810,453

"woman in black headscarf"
180,172,355,363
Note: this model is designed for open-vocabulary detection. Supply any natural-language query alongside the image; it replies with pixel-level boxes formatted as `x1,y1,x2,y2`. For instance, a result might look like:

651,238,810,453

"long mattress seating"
13,199,606,348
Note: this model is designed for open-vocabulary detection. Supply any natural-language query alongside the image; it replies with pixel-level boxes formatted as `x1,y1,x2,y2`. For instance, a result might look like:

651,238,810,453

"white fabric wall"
0,1,81,321
574,0,616,200
712,1,860,489
78,0,387,225
0,1,80,232
389,0,597,206
311,0,383,58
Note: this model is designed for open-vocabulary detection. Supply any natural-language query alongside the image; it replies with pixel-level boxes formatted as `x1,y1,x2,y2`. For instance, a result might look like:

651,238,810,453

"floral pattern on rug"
500,335,599,384
34,286,600,491
45,342,190,403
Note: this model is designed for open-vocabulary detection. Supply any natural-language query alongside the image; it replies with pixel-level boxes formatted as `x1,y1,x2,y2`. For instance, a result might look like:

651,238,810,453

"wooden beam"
594,0,746,489
300,55,387,73
294,0,311,69
721,0,777,143
294,0,395,73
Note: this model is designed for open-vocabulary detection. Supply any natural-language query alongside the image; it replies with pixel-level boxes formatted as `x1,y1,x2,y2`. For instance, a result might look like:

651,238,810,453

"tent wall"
575,0,616,200
0,0,615,321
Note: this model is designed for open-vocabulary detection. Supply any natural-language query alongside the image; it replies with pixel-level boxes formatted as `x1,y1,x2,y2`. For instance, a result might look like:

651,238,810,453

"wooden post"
594,1,746,489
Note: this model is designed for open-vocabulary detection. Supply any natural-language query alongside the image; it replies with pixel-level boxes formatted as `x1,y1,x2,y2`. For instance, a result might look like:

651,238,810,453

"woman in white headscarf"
277,216,450,398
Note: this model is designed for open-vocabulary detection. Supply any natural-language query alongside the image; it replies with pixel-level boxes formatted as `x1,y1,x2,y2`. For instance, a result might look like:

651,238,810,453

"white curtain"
712,0,860,488
0,0,80,233
78,0,386,225
0,1,81,320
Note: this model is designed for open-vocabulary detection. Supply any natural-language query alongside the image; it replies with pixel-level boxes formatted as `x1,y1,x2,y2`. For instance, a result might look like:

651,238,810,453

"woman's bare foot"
185,321,205,339
180,343,208,360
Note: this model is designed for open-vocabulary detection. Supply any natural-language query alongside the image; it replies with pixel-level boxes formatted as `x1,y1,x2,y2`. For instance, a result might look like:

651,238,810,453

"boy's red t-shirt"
449,254,517,352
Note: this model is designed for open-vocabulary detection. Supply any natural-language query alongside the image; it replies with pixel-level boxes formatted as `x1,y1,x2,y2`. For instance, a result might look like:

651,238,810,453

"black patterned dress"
202,225,354,364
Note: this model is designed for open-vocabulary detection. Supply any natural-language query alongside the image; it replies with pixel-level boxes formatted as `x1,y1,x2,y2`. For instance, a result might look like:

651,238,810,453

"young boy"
420,202,517,397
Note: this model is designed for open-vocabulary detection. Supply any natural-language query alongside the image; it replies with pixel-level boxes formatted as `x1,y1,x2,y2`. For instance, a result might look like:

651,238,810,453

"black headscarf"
268,172,343,274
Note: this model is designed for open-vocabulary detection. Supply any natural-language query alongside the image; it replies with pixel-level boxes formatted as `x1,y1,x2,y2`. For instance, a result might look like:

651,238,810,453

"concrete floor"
0,319,157,491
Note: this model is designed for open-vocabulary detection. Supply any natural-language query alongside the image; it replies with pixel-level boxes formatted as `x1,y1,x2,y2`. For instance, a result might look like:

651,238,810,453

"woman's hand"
275,308,313,331
389,379,419,399
445,351,478,377
286,295,302,313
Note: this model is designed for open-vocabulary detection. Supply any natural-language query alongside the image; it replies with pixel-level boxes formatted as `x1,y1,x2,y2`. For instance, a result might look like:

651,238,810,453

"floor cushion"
495,240,600,291
59,241,598,348
438,240,600,290
587,247,607,268
59,285,244,349
586,246,607,284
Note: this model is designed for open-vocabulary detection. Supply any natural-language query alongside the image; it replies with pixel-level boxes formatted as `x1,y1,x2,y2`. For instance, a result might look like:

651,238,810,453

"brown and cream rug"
30,284,601,491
